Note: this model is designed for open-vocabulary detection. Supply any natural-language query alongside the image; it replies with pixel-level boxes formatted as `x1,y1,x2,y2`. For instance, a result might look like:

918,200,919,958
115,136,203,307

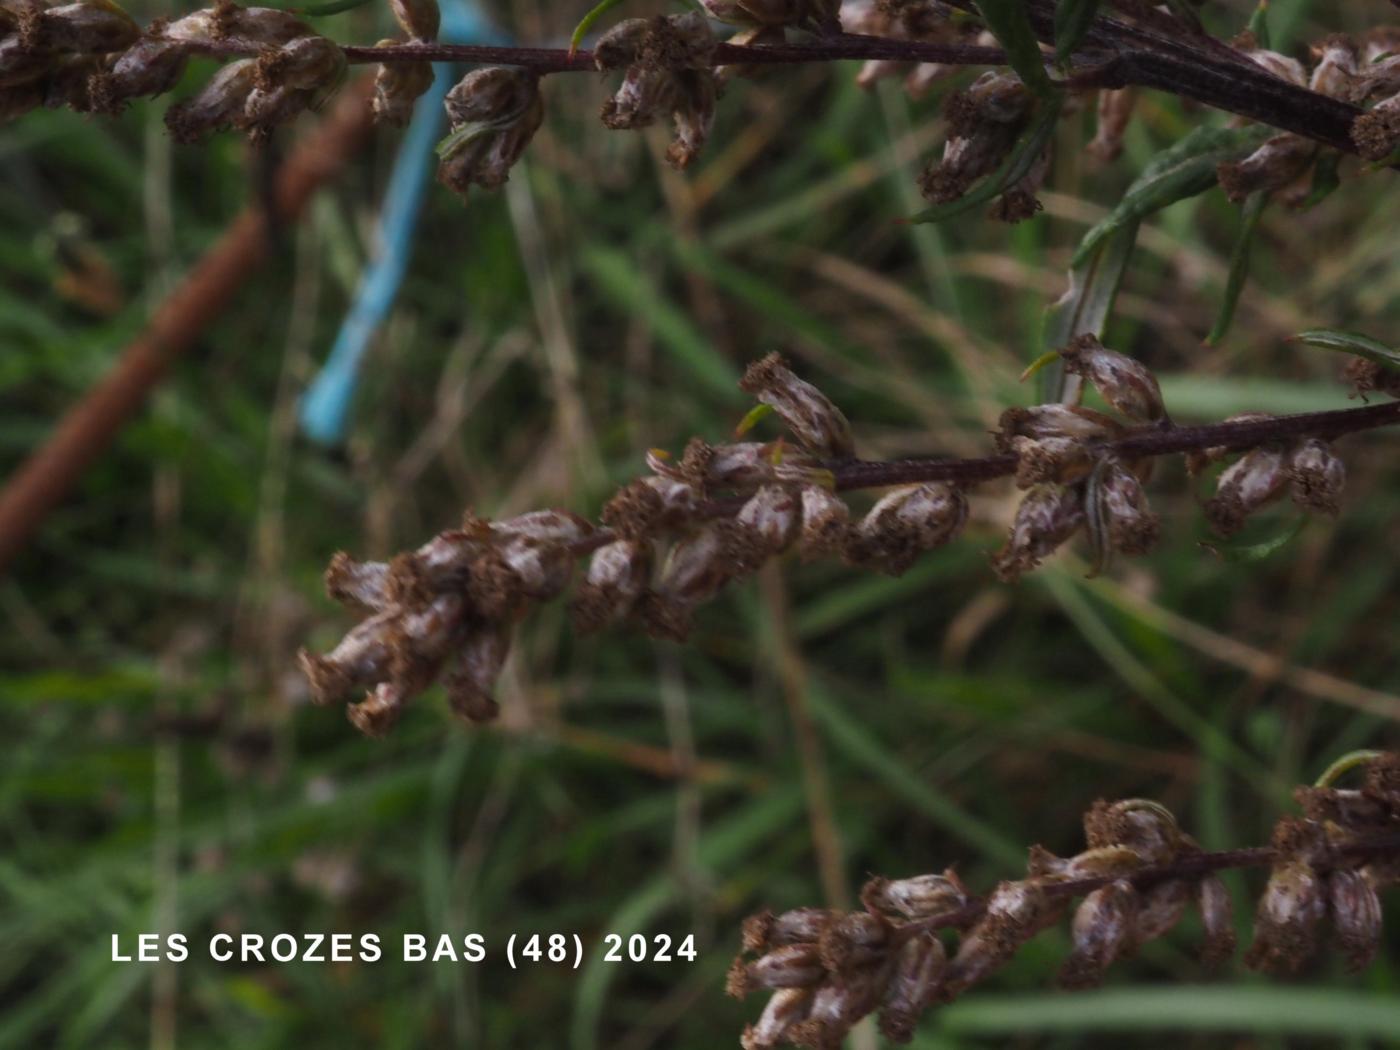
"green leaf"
569,0,629,56
1247,0,1271,49
974,0,1054,97
1041,222,1136,399
1072,124,1273,267
1290,329,1400,372
1205,189,1267,346
1199,515,1306,564
940,986,1400,1038
1054,0,1100,64
908,97,1062,224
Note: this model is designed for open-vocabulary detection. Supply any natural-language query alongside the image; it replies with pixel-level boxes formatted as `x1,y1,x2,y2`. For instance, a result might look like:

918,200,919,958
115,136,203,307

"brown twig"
0,77,378,575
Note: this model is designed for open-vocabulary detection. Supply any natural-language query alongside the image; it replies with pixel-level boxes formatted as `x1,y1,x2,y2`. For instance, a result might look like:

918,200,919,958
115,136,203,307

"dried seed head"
165,58,257,143
797,484,850,560
731,484,800,573
1217,133,1316,203
1286,438,1345,515
1084,799,1181,862
1060,879,1138,988
600,64,676,129
1245,859,1327,974
86,37,187,114
741,987,813,1050
166,5,313,47
1009,433,1093,487
740,353,854,457
1196,874,1237,967
1244,46,1308,86
818,910,891,972
593,18,651,71
1087,87,1135,163
438,66,543,197
788,968,885,1048
1088,455,1160,562
1328,868,1382,972
744,907,837,952
603,475,700,539
641,524,733,640
40,1,139,54
944,880,1059,998
1352,93,1400,161
371,48,433,126
995,403,1124,452
389,0,439,42
1059,335,1166,423
299,609,397,706
1343,356,1400,400
1310,34,1358,99
325,552,391,611
845,482,968,575
443,621,510,724
1205,447,1288,537
570,539,652,633
1130,877,1190,948
666,68,717,169
991,483,1085,582
728,943,826,997
862,871,968,920
879,934,947,1043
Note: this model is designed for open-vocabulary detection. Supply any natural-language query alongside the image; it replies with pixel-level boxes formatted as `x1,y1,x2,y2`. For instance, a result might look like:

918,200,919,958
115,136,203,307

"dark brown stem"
895,830,1400,941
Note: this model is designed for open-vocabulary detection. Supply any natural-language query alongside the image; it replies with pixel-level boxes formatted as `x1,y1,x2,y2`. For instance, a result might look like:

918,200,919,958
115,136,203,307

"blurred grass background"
3,0,1400,1046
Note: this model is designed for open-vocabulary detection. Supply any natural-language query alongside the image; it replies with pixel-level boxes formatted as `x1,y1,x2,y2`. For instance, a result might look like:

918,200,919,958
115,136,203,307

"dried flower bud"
728,943,825,997
593,18,651,72
991,483,1085,582
570,539,652,633
845,482,968,575
600,64,676,128
1328,868,1382,972
1130,877,1190,948
862,871,968,919
166,6,313,47
1286,438,1344,515
818,910,890,971
1310,35,1358,99
325,552,391,611
165,58,257,143
1086,456,1159,569
740,353,854,457
603,475,700,539
1088,87,1135,163
1362,751,1400,814
1011,434,1093,487
1245,859,1326,974
1084,799,1181,863
879,934,946,1043
1059,335,1166,423
1196,874,1236,967
995,404,1124,452
299,609,396,705
371,43,433,126
741,987,812,1050
743,907,836,952
1060,879,1138,988
1352,92,1400,161
242,35,345,137
443,622,510,724
389,0,439,42
41,2,139,55
732,484,800,572
1343,357,1400,400
944,880,1059,997
666,69,716,169
1205,447,1288,536
438,66,542,198
797,484,849,560
347,679,408,737
87,37,187,113
1244,47,1307,86
1217,133,1316,203
641,524,733,640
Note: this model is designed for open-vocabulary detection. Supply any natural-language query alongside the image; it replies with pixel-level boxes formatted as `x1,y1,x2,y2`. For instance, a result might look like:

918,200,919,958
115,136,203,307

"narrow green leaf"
909,97,1061,224
1199,515,1306,564
1205,189,1267,346
974,0,1054,97
1247,0,1271,49
734,402,774,437
1072,124,1273,267
1054,0,1100,64
569,0,629,55
1041,222,1136,399
1290,329,1400,372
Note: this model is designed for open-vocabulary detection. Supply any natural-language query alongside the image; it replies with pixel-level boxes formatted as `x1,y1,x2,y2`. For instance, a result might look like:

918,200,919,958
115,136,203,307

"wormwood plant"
13,0,1400,1043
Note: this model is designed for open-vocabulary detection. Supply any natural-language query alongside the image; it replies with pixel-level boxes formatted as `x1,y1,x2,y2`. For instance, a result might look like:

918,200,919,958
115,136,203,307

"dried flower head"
437,66,543,197
1059,335,1166,423
991,483,1085,582
1204,446,1288,536
1286,438,1345,515
845,482,968,575
740,352,855,457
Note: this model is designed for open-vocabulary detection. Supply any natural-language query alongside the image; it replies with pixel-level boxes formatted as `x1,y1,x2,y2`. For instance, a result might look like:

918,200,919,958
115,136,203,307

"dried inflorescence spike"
437,66,543,198
740,353,855,457
844,482,968,575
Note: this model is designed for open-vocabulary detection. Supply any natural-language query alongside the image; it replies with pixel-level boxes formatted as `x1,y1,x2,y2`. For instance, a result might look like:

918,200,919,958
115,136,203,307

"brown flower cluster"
301,347,1390,735
730,752,1400,1049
